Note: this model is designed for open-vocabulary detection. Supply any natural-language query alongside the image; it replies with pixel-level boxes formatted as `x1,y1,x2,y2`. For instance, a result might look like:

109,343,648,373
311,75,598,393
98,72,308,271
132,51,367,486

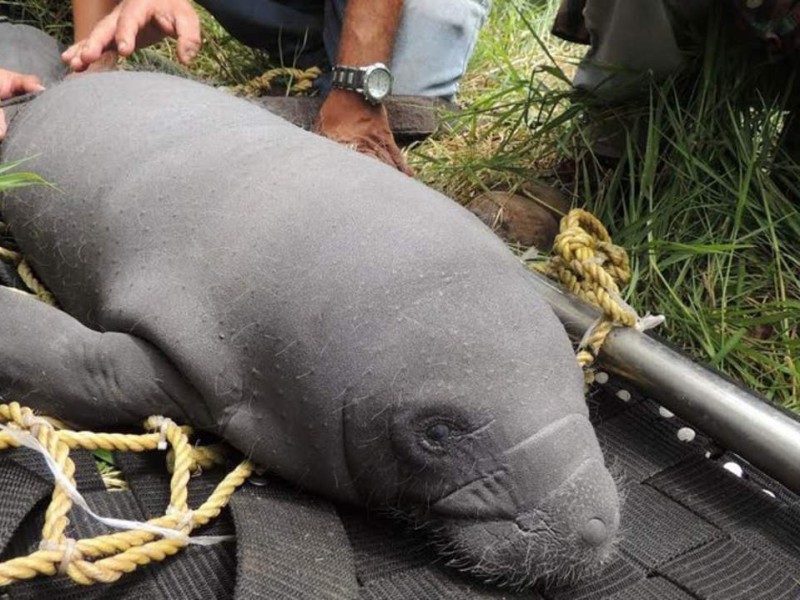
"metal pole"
525,269,800,495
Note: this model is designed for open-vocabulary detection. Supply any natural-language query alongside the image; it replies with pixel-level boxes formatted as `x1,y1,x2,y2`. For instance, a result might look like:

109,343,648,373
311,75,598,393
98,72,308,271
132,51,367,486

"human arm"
314,0,413,176
62,0,201,72
70,0,120,72
0,69,45,139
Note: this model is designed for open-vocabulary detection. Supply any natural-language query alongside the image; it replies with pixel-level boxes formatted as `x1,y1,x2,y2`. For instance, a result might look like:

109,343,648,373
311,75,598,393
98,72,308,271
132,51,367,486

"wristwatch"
331,63,393,105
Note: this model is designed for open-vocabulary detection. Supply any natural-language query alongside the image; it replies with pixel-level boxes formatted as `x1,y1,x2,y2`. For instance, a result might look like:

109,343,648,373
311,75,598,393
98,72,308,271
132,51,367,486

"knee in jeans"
391,0,490,97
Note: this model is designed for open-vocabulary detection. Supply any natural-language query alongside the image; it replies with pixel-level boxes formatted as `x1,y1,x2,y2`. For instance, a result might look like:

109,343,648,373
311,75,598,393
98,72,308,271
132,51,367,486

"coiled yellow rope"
0,223,57,306
231,66,322,97
0,402,253,586
535,209,661,379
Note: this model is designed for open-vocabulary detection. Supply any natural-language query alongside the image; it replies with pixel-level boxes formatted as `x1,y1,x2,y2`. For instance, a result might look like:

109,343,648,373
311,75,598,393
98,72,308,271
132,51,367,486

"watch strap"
331,66,366,93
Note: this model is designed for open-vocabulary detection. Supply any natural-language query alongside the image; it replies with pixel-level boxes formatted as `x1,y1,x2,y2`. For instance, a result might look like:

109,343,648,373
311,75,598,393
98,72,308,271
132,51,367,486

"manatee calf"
0,71,619,587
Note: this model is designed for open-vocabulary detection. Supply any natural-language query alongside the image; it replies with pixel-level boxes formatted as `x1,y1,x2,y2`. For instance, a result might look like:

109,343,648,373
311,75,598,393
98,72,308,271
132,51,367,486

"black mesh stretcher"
1,378,798,600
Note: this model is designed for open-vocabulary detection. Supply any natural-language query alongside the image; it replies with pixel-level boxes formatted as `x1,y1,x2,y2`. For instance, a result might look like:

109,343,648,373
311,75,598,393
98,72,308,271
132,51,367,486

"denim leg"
324,0,490,98
196,0,327,68
198,0,489,98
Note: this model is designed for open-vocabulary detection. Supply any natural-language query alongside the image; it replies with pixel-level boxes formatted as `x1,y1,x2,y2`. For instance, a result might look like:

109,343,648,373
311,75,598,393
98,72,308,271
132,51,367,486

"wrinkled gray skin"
0,65,619,586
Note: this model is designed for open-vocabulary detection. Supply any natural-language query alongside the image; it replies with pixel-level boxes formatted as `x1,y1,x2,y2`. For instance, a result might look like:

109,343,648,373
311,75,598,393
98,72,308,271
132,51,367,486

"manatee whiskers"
436,517,613,589
383,502,614,590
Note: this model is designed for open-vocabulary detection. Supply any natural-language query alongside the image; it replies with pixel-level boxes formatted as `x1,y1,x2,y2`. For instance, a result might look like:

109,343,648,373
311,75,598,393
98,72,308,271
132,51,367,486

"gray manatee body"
0,23,67,87
0,71,619,587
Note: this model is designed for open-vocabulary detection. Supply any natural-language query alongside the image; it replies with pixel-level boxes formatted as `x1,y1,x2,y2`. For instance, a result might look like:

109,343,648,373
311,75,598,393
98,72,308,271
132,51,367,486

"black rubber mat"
1,385,799,599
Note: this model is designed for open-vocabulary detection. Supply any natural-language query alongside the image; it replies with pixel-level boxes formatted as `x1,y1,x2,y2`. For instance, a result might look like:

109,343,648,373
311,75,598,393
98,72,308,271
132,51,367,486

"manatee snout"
434,462,618,588
425,415,620,588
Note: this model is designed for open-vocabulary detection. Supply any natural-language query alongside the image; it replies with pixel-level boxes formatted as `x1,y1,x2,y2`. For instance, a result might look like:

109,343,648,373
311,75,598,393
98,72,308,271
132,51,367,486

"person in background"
552,0,800,161
63,0,491,176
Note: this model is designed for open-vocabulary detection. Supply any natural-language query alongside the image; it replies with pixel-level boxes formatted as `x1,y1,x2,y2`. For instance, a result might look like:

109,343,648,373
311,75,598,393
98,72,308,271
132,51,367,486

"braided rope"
0,224,57,306
231,66,322,98
0,245,20,263
16,259,58,305
535,209,663,380
0,402,253,586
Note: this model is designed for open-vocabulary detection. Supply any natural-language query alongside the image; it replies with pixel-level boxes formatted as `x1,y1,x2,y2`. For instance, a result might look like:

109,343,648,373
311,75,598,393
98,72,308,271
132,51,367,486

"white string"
156,417,170,450
39,538,78,574
635,312,666,332
577,316,604,351
0,423,232,546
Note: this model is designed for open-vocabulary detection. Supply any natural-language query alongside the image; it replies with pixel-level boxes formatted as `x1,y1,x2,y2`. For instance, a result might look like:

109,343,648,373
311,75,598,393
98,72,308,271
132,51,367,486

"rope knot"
166,506,196,533
533,209,665,376
21,412,54,439
145,416,174,450
39,538,82,575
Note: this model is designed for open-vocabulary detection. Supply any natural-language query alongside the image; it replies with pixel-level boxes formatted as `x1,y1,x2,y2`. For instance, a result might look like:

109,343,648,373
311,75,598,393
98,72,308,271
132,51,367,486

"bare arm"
63,0,200,72
337,0,403,64
71,0,120,71
72,0,118,42
314,0,413,176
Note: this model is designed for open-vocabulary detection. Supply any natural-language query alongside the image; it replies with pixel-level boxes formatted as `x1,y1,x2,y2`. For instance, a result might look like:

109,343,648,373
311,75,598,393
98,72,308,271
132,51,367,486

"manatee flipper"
0,287,209,428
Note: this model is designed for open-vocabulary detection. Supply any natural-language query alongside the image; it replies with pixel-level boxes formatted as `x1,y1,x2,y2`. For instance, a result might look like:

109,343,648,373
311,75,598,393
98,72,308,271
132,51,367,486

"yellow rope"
168,441,230,474
0,245,20,263
535,209,653,380
0,224,57,306
0,402,253,586
16,259,58,306
231,66,322,98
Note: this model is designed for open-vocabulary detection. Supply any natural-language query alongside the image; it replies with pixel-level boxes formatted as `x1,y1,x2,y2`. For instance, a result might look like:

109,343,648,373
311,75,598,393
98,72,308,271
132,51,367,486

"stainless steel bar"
525,269,800,495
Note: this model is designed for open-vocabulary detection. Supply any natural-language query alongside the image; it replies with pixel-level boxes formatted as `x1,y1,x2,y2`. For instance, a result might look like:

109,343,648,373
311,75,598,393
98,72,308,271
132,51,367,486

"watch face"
365,67,392,102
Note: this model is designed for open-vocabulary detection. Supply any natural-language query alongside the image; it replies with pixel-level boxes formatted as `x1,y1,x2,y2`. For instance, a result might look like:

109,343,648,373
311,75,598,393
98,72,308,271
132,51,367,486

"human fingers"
384,137,415,177
84,50,120,73
154,2,201,64
15,73,45,95
115,0,153,57
0,71,44,99
63,11,121,70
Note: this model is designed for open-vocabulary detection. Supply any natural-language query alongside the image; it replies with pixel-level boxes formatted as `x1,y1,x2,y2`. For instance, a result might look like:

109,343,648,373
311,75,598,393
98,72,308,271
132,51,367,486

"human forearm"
336,0,403,65
72,0,118,42
315,0,413,175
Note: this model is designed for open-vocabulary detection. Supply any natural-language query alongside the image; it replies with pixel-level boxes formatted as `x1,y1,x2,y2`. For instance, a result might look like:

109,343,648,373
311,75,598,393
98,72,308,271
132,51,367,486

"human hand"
66,50,120,81
0,69,45,140
314,89,413,176
62,0,201,72
85,49,120,73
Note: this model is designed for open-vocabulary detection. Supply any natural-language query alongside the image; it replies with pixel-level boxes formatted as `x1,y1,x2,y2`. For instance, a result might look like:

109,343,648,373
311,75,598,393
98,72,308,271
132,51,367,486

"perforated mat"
1,379,798,600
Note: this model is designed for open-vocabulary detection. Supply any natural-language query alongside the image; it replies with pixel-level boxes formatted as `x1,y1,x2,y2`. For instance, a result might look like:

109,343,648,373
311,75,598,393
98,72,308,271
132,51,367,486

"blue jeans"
196,0,490,98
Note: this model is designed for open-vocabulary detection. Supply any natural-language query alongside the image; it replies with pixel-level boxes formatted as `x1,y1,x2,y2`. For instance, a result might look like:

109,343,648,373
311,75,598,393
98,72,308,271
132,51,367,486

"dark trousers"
196,0,342,71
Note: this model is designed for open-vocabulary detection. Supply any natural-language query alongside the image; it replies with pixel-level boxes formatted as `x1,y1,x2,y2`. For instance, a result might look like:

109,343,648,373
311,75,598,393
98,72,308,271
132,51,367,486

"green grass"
0,0,73,40
0,161,46,191
411,1,799,410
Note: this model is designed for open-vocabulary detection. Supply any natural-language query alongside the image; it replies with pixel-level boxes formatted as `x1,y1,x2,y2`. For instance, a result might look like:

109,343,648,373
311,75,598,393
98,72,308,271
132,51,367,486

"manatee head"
341,270,620,588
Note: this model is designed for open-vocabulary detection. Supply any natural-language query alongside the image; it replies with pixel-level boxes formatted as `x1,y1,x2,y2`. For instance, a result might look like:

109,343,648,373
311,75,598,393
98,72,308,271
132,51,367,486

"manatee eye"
426,423,451,443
